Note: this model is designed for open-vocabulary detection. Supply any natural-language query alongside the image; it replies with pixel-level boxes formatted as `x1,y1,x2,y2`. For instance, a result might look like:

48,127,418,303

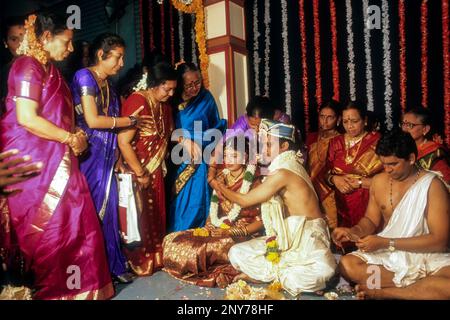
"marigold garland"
421,0,428,107
399,0,407,113
299,0,310,133
17,14,48,65
170,0,209,88
443,0,450,147
313,0,322,109
330,0,340,101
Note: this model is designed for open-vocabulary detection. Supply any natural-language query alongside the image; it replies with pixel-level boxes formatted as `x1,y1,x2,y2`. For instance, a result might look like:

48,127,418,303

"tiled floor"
113,255,356,300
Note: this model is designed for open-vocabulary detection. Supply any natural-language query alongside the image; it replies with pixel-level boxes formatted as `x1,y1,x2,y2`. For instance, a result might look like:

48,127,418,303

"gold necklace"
143,91,165,139
225,168,245,187
90,68,110,115
344,132,366,165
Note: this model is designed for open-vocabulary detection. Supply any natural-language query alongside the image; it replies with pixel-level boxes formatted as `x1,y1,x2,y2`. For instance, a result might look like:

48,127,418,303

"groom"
212,119,336,296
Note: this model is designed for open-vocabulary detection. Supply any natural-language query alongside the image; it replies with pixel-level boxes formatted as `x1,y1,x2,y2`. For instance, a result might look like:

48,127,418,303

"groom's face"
260,134,280,165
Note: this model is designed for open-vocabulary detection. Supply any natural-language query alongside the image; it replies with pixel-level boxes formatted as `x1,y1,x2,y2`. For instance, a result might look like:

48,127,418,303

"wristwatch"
388,239,396,252
129,115,138,126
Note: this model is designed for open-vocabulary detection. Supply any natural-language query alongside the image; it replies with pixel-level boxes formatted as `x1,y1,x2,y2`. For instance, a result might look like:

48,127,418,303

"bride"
162,135,263,288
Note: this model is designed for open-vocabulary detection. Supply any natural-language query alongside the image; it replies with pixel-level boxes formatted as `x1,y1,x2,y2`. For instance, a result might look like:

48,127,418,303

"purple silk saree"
71,68,127,278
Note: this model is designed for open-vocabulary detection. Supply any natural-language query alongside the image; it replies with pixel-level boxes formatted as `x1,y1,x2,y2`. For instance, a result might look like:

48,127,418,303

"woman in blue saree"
71,33,145,283
169,62,226,232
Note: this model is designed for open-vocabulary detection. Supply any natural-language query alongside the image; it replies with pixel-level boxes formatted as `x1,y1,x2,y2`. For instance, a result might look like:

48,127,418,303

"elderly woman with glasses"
400,106,450,183
168,62,226,232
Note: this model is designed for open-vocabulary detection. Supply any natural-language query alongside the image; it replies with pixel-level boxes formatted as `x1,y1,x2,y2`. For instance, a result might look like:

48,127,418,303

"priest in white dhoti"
212,119,336,296
334,131,450,300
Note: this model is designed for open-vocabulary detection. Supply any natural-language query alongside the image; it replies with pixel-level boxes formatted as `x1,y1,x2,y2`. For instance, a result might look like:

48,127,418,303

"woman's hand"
136,174,150,189
66,132,87,156
131,105,156,131
180,138,202,163
210,228,229,238
0,149,43,195
332,175,354,194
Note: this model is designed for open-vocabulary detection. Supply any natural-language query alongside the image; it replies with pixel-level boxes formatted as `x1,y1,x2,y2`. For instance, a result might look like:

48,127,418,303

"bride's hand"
210,228,229,238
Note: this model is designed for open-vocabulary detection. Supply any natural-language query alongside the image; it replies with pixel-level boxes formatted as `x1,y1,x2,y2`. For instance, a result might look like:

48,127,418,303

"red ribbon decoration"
443,0,450,147
420,0,428,107
148,0,155,51
169,4,175,64
299,0,310,133
313,0,322,109
330,0,340,101
399,0,407,113
160,1,166,55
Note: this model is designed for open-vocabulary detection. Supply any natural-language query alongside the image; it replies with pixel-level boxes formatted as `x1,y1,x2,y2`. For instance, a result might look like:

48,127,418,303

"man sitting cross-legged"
211,119,336,296
333,131,450,300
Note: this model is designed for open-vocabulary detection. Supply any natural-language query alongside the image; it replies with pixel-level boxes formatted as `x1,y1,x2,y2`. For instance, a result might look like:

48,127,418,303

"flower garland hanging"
209,165,256,228
299,0,310,133
382,0,393,129
330,0,340,101
169,4,175,64
399,0,407,113
345,0,356,101
421,0,429,107
191,14,198,66
313,0,322,109
443,0,450,147
148,0,155,51
363,0,374,112
170,0,209,88
160,1,166,55
263,0,271,96
178,10,185,61
281,0,291,116
253,0,261,96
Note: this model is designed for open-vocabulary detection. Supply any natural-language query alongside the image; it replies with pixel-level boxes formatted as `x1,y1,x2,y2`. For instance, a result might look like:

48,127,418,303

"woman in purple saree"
71,33,143,283
0,13,113,299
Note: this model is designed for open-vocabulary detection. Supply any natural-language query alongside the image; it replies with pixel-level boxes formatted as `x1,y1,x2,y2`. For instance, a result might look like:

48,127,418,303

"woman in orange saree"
306,100,341,229
326,102,383,229
400,106,450,184
118,62,177,276
163,136,263,288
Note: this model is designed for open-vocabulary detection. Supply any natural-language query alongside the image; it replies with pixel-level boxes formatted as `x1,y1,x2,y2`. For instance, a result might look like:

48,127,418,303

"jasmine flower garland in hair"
133,72,148,92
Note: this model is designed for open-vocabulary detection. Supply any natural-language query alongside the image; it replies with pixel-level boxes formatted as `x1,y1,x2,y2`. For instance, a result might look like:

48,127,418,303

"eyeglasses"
399,121,424,130
184,80,202,90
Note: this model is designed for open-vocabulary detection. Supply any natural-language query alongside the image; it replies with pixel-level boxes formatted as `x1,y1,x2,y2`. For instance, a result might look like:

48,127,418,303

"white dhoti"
351,172,450,287
229,216,337,295
229,151,337,295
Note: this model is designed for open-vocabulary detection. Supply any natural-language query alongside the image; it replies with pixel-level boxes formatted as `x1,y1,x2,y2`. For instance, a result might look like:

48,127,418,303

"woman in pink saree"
0,13,113,299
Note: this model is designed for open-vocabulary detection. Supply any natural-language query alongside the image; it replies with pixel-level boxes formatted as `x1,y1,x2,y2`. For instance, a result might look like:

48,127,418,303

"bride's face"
224,148,246,172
